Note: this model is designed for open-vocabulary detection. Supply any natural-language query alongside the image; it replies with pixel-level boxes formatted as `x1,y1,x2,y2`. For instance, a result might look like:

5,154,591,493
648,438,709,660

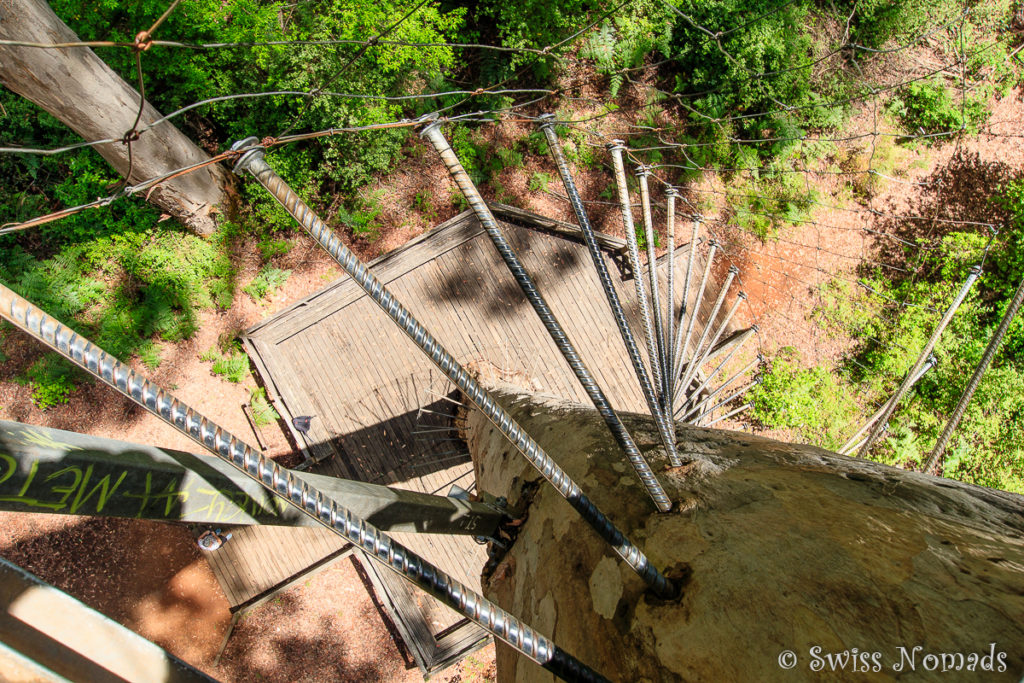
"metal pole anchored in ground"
839,356,938,456
858,265,981,458
924,272,1024,473
230,136,678,600
0,281,611,683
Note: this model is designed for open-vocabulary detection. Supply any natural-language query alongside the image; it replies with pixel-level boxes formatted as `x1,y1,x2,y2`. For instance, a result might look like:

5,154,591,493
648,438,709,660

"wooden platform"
221,203,728,675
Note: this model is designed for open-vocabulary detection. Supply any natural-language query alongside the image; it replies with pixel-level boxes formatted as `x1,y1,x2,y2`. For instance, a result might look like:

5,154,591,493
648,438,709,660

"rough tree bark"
0,0,230,234
464,377,1024,682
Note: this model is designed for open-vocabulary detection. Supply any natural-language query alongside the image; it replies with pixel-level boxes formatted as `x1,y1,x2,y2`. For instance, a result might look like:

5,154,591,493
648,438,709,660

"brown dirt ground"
2,58,1022,680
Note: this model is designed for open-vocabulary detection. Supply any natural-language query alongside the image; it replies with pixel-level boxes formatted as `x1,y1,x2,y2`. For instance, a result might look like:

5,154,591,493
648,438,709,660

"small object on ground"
197,528,233,552
292,415,315,434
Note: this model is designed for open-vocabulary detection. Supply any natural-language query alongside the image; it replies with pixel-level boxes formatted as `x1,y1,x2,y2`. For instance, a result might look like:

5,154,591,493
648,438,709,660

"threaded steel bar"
231,138,677,598
702,402,752,427
608,142,663,398
679,266,737,397
538,118,683,471
678,319,753,420
846,422,889,457
0,283,609,683
421,121,672,512
671,219,702,385
924,272,1024,474
636,167,667,398
665,187,678,422
690,378,761,425
674,240,719,403
690,291,744,387
686,356,760,424
858,266,981,458
838,355,938,456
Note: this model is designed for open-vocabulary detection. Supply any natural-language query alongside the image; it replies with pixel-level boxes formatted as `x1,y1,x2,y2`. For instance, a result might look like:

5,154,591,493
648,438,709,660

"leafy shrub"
18,355,85,410
244,267,291,301
752,349,857,449
889,79,988,139
258,238,293,261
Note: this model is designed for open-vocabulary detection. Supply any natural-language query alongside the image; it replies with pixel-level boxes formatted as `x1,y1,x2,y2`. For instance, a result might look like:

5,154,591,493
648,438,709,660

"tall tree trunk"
0,0,230,235
463,377,1024,681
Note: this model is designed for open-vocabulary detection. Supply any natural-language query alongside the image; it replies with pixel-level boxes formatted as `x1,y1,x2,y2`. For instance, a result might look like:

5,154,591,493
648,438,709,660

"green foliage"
258,237,293,261
791,179,1024,493
528,172,552,193
244,267,291,301
138,341,162,370
205,349,249,383
751,349,857,449
413,191,438,222
249,387,281,427
336,191,384,241
581,14,672,97
449,124,522,184
18,355,85,410
889,79,988,139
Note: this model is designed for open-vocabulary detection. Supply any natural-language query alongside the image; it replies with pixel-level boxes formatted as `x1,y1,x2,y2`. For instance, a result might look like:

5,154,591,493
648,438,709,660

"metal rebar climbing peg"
608,141,663,400
680,265,738,395
419,117,673,512
635,165,667,398
674,239,720,404
0,280,610,683
535,114,683,472
230,136,678,600
839,355,938,456
671,216,702,386
664,187,679,423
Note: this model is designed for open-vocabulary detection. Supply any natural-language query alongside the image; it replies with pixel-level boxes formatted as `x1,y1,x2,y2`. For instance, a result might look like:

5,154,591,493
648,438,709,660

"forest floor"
0,76,1021,681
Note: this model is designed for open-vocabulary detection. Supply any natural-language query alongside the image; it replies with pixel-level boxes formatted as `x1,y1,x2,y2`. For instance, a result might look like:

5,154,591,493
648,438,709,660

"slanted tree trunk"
0,0,230,234
464,378,1024,681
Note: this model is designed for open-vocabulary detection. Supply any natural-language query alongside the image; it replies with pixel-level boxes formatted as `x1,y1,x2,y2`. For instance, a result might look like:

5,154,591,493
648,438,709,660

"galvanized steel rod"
924,272,1024,474
671,219,702,383
537,118,683,471
703,402,752,427
858,266,982,458
686,356,760,424
636,167,667,398
694,292,745,379
838,356,938,455
674,240,719,404
608,142,663,398
847,423,889,457
665,188,678,421
231,138,677,598
691,379,761,425
677,318,753,419
679,266,738,396
0,283,608,683
421,121,673,512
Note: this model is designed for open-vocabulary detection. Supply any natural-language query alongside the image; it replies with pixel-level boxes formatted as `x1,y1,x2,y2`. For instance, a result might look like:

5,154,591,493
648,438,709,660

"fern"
249,387,280,427
211,353,249,383
244,267,291,301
